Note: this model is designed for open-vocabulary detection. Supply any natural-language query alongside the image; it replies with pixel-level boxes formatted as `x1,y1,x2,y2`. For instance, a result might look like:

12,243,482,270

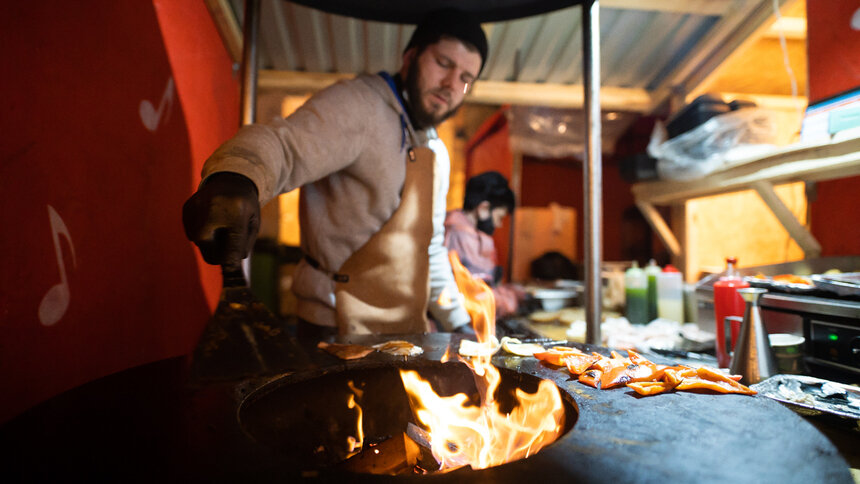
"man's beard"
405,60,461,130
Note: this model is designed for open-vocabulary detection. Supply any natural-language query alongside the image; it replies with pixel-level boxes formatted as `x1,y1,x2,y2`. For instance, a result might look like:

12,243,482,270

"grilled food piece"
373,340,424,357
317,341,375,360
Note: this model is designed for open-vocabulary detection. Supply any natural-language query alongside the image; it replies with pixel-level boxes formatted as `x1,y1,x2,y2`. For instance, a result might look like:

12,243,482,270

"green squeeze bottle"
644,259,661,323
625,261,648,325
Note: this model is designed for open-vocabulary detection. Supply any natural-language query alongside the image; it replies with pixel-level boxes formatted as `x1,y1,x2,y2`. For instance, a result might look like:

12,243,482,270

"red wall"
805,1,860,256
466,110,646,274
811,176,860,257
806,0,860,103
0,0,236,423
518,156,642,264
154,0,239,308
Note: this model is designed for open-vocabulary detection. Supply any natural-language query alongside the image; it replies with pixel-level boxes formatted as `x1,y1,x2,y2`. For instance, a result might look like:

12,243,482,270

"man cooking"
443,171,521,316
182,9,487,337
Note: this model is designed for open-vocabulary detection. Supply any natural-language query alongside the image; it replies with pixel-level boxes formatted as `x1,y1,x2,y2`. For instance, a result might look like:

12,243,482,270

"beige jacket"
201,74,470,330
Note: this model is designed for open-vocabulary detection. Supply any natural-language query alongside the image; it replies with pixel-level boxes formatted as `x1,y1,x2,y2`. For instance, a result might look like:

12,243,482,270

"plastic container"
683,283,697,324
666,94,731,139
644,259,661,322
625,261,648,325
713,257,750,367
768,333,806,374
657,264,684,323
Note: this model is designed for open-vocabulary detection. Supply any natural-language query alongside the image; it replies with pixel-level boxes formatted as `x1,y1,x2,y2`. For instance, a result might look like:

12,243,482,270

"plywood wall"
680,92,809,281
684,182,807,280
275,95,309,247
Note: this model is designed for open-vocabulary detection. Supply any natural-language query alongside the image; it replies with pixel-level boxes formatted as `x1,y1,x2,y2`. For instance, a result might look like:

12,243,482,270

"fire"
399,252,565,471
437,286,453,307
346,380,364,456
448,251,495,343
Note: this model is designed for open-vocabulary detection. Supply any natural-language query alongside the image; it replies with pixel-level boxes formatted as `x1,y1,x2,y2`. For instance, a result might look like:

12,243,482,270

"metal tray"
743,276,818,295
811,272,860,297
750,374,860,421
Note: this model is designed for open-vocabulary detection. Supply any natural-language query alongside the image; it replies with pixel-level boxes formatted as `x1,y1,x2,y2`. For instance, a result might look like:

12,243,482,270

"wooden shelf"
631,132,860,262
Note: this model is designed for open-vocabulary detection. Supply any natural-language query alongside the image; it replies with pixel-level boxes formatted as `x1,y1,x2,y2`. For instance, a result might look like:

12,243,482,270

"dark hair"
404,8,489,74
531,251,579,281
463,171,515,213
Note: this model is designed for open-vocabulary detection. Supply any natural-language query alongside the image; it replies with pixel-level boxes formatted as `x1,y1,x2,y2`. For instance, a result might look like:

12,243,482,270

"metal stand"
239,0,261,280
582,0,603,345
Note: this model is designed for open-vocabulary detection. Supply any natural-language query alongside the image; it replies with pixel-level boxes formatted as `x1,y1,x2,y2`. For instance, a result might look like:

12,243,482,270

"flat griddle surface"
0,333,852,483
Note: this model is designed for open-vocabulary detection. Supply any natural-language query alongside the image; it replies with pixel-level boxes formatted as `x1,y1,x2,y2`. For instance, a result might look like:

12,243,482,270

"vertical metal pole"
240,0,261,127
582,0,603,345
507,149,523,281
240,0,261,279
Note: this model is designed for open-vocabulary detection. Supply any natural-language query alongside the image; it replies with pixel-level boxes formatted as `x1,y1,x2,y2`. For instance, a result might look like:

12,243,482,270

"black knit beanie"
404,9,489,75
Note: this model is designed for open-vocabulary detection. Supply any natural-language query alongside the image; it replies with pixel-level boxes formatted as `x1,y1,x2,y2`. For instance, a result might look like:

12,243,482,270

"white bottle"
656,264,684,323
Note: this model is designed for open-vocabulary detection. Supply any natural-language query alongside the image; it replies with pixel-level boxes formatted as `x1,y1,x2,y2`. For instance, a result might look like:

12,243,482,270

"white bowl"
530,288,578,311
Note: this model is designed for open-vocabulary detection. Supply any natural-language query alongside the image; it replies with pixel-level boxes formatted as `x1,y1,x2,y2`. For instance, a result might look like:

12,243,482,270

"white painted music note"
38,205,77,326
139,77,175,132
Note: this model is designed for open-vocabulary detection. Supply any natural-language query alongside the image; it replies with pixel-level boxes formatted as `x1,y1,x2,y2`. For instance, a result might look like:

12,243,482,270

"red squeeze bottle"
713,257,750,367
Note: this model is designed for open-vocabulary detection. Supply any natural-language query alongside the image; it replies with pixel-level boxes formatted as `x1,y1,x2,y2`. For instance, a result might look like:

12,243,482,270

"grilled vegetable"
534,346,584,367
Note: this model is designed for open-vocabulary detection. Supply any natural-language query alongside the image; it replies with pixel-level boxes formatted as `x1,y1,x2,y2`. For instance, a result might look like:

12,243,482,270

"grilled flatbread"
317,341,375,360
373,340,424,357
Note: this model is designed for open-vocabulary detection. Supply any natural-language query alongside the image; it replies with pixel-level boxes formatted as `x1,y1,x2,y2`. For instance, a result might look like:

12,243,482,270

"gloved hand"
182,172,261,271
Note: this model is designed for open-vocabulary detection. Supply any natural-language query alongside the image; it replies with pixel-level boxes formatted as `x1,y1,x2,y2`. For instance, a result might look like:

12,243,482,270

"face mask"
476,216,495,236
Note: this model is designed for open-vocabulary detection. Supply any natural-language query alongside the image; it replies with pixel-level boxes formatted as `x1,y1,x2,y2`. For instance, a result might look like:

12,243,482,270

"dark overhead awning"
286,0,583,24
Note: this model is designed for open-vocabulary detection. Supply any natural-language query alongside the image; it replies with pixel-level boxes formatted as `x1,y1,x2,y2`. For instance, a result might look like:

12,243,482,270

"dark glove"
182,172,260,271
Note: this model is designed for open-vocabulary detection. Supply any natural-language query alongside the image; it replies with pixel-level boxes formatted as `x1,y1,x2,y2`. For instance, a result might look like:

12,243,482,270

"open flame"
346,380,364,456
400,252,564,471
448,251,495,346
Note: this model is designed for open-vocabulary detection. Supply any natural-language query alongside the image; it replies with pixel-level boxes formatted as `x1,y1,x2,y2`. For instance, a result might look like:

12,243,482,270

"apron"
333,145,436,335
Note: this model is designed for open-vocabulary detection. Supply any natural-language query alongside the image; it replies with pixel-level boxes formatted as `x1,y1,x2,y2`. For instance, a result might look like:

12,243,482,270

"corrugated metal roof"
212,0,795,114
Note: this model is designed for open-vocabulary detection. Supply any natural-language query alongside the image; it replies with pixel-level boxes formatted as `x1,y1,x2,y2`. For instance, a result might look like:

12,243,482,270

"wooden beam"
258,70,658,112
258,70,354,92
654,0,794,107
204,0,243,64
764,16,806,40
470,80,654,111
684,3,781,101
636,201,683,260
751,180,821,258
602,0,732,16
631,135,860,205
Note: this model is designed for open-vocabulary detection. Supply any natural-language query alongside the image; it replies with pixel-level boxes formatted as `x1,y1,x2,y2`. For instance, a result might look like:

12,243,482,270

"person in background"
444,171,522,316
182,9,489,337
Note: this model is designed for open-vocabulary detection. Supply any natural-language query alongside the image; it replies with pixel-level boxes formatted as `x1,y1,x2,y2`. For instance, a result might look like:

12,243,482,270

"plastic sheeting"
647,108,779,181
506,105,638,160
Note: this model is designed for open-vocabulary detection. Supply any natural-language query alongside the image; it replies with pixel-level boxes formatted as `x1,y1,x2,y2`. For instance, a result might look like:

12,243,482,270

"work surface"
0,333,854,483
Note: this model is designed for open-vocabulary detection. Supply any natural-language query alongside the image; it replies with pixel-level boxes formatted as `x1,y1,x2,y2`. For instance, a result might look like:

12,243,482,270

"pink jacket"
444,210,518,316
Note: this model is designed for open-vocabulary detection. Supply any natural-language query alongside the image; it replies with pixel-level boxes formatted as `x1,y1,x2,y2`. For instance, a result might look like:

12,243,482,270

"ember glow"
399,252,564,471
